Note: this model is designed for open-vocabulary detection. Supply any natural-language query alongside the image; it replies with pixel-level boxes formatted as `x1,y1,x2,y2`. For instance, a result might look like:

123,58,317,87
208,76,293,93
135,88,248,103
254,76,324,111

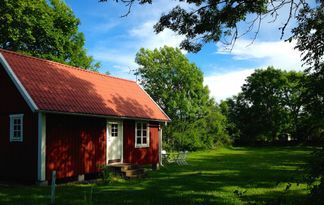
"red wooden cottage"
0,49,170,183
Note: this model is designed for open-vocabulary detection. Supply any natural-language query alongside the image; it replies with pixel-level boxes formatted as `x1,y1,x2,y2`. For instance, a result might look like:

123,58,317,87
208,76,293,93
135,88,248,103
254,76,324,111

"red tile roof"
0,49,170,121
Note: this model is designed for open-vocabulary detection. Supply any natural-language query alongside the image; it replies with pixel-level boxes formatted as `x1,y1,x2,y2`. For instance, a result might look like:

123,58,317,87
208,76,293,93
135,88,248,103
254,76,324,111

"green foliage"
135,46,229,150
290,2,324,70
98,165,113,183
219,99,241,141
291,2,324,133
222,67,308,144
243,67,290,141
153,0,268,52
103,0,317,53
291,4,324,203
0,0,100,71
306,147,324,204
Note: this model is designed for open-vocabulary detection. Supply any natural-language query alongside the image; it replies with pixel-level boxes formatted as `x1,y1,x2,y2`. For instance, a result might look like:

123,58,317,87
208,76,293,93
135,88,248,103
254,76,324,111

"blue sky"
65,0,303,102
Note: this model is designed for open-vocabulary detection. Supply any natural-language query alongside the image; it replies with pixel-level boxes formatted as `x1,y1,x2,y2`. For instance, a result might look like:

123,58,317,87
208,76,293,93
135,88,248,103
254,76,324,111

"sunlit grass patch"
0,146,313,205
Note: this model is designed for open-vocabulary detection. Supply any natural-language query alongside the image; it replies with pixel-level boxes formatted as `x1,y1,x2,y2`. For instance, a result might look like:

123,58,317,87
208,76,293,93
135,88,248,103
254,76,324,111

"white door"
107,121,123,163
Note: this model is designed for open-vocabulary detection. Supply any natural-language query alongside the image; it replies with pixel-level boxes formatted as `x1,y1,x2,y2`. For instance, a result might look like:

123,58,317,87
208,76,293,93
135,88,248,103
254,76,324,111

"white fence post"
51,171,56,204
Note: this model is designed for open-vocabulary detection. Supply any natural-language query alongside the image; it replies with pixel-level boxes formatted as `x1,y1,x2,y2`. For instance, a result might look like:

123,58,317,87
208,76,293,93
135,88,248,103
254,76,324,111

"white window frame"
9,114,24,142
111,123,119,137
135,122,149,148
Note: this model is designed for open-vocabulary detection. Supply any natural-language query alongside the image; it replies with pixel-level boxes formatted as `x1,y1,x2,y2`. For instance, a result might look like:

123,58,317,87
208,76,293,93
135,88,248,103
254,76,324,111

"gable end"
0,53,38,112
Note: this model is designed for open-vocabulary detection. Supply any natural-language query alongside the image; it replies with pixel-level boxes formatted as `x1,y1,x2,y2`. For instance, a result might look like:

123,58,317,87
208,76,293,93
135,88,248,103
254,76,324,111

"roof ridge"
0,48,136,84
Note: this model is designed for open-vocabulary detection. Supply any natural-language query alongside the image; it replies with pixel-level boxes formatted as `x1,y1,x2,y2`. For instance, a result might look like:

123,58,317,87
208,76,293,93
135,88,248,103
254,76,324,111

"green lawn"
0,147,313,205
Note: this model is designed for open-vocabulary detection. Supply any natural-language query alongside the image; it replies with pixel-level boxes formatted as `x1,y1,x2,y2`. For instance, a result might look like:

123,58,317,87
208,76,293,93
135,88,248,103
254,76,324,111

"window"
111,124,118,137
135,122,149,148
10,114,24,142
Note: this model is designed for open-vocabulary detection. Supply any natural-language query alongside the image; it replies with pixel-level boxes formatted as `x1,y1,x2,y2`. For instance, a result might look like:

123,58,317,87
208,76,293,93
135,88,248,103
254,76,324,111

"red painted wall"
123,120,159,165
0,65,38,182
0,63,162,183
46,114,106,180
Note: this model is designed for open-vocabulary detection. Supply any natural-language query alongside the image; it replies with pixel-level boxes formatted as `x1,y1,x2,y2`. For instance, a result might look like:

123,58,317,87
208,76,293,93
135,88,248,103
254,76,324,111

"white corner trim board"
37,112,46,182
0,53,38,112
158,125,163,165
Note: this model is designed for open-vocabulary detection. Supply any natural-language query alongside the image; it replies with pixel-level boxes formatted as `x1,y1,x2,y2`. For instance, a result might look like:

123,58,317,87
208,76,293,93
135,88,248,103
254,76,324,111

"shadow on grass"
0,147,313,205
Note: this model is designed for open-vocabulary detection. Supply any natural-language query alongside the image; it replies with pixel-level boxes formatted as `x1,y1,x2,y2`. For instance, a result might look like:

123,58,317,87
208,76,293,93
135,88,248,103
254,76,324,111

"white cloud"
205,68,255,102
129,20,185,51
89,49,136,79
85,1,304,103
207,39,304,102
90,20,185,78
88,0,187,77
217,39,303,71
91,21,120,33
90,49,136,72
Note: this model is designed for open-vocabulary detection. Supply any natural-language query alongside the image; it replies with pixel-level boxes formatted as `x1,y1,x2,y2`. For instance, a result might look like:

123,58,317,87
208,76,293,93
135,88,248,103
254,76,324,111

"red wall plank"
46,114,106,180
0,65,38,182
123,120,159,165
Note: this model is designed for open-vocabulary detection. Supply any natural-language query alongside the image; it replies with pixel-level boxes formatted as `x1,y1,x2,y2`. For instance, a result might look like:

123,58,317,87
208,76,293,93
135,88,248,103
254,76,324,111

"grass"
0,146,313,205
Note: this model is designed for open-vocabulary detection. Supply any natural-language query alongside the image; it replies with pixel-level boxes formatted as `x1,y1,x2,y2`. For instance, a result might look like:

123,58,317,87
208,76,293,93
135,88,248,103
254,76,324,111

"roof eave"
137,83,171,122
37,109,170,123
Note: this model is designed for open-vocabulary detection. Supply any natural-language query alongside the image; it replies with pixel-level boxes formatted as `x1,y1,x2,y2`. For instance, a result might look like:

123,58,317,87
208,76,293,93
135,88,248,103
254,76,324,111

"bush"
98,165,112,183
306,148,324,204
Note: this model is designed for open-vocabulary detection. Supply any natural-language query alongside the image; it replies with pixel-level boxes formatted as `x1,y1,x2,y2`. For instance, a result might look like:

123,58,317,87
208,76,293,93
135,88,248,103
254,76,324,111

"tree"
220,95,256,144
101,0,321,52
0,0,100,71
291,1,324,70
242,67,290,141
223,67,307,144
291,2,324,127
283,71,309,140
135,46,229,150
294,4,324,199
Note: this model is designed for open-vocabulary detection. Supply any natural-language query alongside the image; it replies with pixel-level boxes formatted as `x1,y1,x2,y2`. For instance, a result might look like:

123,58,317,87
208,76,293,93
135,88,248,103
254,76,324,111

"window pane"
14,130,20,138
111,124,118,137
135,122,149,147
10,115,23,142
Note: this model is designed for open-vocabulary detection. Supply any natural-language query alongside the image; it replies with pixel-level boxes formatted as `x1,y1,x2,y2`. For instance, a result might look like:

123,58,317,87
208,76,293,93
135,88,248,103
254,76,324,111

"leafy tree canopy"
135,46,229,150
291,2,324,123
222,67,307,144
290,1,324,70
102,0,321,53
136,46,210,121
0,0,100,71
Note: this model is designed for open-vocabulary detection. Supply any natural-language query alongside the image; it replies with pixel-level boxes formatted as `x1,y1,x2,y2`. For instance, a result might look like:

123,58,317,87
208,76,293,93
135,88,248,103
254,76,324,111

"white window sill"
10,139,23,142
135,145,150,148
